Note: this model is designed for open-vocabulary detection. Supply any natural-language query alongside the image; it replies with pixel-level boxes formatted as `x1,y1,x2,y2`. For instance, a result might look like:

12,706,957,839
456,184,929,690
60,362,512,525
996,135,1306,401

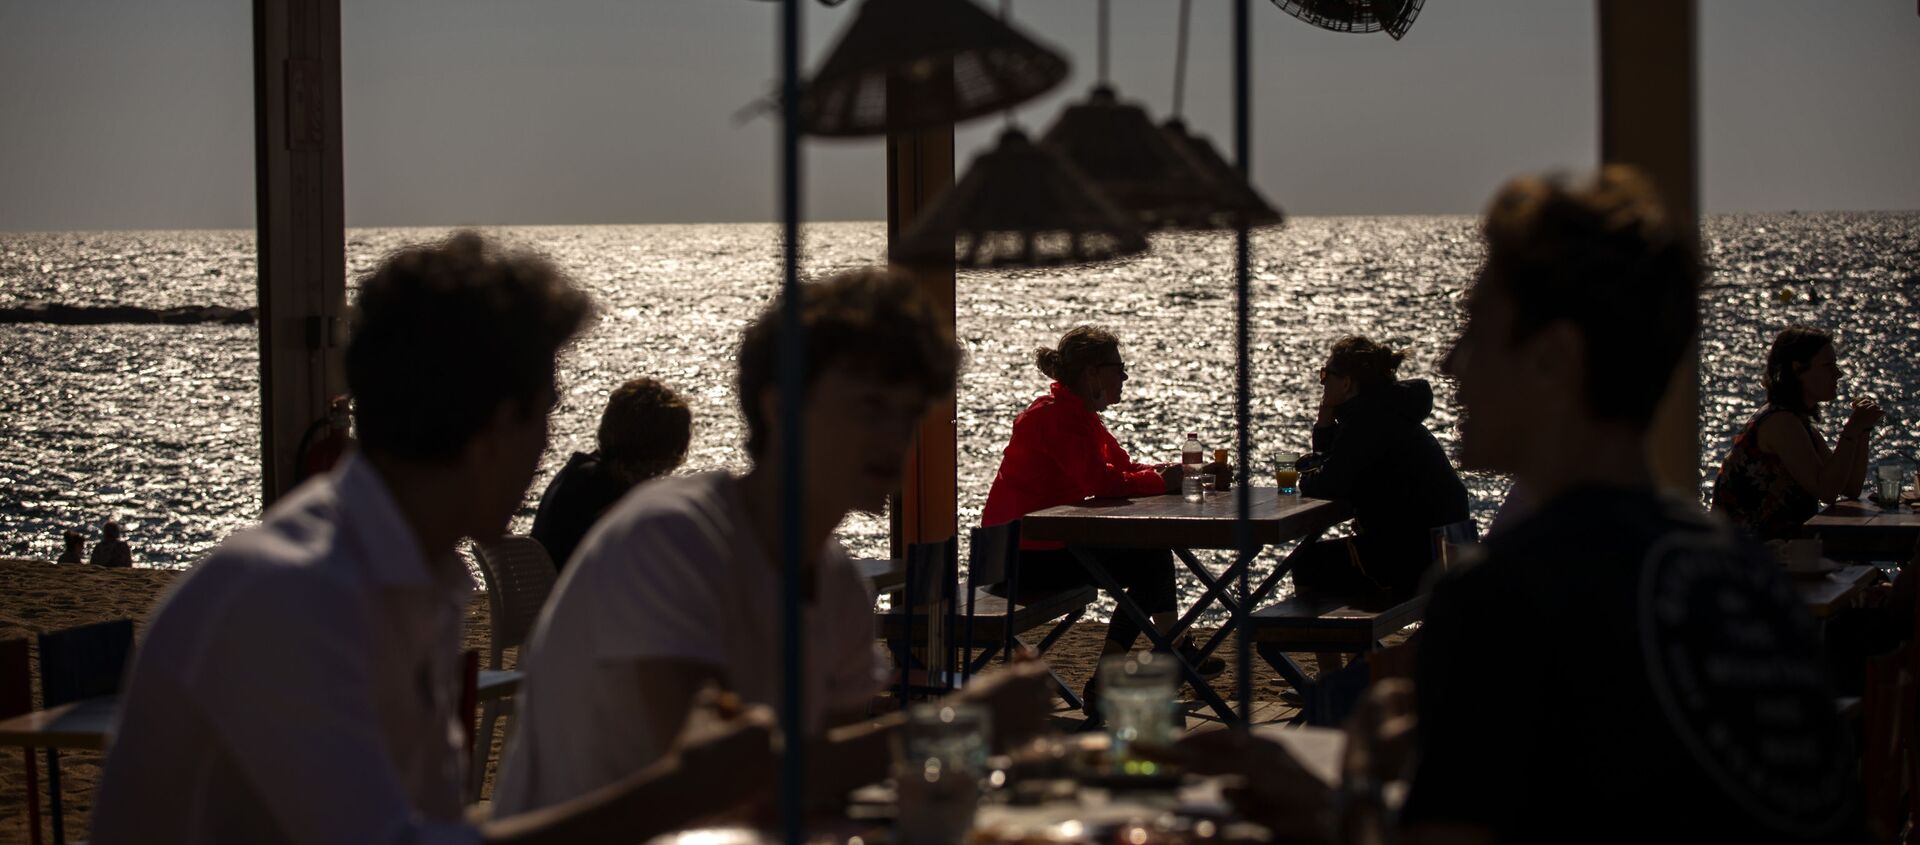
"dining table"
1804,498,1920,562
1021,488,1354,723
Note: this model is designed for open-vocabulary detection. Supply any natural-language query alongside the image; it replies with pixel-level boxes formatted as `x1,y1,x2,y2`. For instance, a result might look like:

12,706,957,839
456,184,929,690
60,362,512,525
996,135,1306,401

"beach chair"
2,638,43,845
467,536,559,801
878,523,1095,709
37,619,134,845
876,536,962,705
959,521,1094,709
1250,519,1478,725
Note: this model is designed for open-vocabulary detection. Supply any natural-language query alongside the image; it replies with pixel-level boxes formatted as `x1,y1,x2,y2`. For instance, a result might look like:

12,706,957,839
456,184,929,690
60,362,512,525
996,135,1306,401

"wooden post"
254,0,347,508
887,120,957,557
1598,0,1699,494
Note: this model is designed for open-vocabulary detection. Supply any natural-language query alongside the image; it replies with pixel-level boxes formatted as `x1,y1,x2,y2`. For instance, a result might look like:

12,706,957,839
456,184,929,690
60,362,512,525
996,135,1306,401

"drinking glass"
1182,472,1205,503
1877,464,1904,507
1098,652,1179,774
894,703,991,844
1274,452,1301,496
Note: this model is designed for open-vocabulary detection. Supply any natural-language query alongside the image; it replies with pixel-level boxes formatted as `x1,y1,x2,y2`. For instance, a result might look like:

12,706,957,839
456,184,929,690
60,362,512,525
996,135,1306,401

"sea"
3,214,1916,620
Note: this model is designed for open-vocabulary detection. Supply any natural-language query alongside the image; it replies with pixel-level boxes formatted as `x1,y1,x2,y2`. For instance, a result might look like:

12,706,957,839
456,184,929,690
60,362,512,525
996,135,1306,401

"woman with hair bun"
1296,335,1469,604
982,326,1224,714
1710,326,1882,540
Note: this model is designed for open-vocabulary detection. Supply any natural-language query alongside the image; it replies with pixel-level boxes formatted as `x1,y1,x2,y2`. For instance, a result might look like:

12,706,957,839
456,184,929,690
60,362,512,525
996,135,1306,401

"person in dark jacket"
530,377,692,569
1297,336,1470,601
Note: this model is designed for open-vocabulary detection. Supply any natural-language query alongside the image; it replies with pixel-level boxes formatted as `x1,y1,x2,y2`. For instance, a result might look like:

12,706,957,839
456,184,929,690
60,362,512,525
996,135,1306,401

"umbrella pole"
1231,0,1255,733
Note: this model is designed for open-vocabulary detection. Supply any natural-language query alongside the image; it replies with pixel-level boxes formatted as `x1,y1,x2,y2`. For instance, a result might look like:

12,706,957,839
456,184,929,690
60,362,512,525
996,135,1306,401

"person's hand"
670,688,778,803
946,655,1055,751
1162,729,1331,839
1342,679,1416,785
1316,382,1354,428
1845,397,1885,434
1160,463,1186,494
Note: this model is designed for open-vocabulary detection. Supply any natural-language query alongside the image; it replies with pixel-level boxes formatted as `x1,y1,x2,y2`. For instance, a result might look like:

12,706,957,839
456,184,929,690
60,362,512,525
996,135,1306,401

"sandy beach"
0,557,1333,844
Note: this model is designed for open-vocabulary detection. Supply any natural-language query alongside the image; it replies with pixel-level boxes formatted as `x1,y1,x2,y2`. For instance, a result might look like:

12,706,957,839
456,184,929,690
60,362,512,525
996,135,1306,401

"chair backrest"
472,536,560,666
900,535,959,608
966,521,1021,591
0,638,29,719
38,619,134,708
1430,519,1481,573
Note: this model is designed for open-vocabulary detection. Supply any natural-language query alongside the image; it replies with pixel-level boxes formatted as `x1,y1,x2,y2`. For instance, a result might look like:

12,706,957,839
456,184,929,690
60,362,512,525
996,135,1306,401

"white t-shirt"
493,471,880,814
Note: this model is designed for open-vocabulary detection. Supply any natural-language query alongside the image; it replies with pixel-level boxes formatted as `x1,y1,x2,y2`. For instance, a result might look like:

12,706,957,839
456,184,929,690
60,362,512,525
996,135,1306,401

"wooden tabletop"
1021,488,1353,550
1805,501,1920,561
1806,500,1920,533
0,694,115,750
1791,564,1882,618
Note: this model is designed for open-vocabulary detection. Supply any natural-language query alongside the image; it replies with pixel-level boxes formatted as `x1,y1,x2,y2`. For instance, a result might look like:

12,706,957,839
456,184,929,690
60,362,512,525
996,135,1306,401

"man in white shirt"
496,268,1055,814
93,233,776,845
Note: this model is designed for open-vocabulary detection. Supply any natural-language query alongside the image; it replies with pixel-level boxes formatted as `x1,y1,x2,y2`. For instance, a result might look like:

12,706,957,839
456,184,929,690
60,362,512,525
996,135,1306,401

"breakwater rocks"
0,303,255,326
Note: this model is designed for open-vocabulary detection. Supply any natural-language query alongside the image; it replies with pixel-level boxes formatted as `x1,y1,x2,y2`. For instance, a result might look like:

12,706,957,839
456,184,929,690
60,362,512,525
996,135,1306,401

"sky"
0,0,1915,231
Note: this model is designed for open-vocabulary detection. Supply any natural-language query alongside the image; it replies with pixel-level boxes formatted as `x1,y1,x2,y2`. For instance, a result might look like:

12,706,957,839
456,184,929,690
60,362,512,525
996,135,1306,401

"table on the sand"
1791,564,1884,618
1805,500,1920,563
1022,488,1354,723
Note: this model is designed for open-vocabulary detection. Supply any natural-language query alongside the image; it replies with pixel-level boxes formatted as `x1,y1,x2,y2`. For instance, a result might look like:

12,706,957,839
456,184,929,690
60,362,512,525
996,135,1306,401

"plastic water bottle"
1181,433,1203,475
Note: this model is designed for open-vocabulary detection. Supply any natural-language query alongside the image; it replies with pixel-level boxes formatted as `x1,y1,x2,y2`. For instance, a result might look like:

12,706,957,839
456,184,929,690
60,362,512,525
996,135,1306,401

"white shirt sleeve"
186,570,480,845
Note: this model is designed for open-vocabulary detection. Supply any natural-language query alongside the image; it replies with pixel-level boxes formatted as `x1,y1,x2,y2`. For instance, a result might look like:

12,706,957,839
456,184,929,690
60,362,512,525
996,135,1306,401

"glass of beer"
1274,453,1300,496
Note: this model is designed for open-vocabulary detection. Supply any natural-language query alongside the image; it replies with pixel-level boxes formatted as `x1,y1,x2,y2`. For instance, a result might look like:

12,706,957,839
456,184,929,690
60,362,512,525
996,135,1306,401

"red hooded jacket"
981,382,1167,549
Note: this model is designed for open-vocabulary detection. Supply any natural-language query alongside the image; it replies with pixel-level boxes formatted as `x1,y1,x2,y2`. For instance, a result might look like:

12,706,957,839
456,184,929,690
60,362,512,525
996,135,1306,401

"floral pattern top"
1710,406,1822,541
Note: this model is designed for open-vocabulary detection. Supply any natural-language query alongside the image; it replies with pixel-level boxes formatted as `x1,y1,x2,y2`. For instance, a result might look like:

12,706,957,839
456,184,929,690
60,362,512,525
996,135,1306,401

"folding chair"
38,619,134,845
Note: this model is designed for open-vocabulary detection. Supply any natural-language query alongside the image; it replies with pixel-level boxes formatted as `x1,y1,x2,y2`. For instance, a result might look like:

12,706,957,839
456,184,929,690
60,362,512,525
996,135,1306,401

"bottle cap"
1187,432,1198,439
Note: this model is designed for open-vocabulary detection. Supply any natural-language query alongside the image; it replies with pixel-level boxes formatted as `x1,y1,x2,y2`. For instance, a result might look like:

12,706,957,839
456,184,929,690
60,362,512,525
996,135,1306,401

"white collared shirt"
92,454,480,845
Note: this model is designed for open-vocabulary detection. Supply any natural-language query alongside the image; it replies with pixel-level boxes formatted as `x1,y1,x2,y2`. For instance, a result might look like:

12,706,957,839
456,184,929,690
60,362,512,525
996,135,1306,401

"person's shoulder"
573,472,737,572
142,514,367,675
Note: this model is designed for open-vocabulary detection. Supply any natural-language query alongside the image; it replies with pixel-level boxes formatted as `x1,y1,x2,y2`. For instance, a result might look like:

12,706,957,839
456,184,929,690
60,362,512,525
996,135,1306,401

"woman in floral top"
1710,326,1883,540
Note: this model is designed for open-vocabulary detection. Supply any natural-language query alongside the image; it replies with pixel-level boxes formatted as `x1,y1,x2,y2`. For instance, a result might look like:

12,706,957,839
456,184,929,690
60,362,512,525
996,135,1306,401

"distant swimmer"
89,521,132,568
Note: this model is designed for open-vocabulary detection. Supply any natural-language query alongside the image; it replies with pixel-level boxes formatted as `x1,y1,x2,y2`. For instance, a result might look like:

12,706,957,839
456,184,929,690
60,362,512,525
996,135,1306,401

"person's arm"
1759,413,1870,503
1035,411,1164,498
1301,420,1378,502
484,701,777,845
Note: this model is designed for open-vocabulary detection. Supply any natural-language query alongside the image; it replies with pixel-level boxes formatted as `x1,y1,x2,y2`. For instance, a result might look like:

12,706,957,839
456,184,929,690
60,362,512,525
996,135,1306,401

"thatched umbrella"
892,128,1149,269
1269,0,1426,39
799,0,1069,137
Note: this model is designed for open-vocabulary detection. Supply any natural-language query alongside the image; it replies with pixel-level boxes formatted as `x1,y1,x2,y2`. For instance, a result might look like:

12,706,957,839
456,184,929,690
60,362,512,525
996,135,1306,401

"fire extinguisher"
295,394,354,484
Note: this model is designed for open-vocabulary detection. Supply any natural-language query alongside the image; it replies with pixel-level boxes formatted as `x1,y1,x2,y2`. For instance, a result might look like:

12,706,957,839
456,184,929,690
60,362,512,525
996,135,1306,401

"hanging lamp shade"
1268,0,1425,40
799,0,1069,137
1039,85,1217,230
892,128,1148,269
1161,119,1284,229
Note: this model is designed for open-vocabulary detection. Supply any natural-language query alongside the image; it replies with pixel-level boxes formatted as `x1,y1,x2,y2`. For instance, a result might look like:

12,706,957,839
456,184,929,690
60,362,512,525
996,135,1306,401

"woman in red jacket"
982,326,1225,706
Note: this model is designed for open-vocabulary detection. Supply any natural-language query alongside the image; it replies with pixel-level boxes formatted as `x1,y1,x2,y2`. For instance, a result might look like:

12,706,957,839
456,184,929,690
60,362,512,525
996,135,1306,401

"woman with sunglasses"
1297,336,1470,610
982,325,1225,716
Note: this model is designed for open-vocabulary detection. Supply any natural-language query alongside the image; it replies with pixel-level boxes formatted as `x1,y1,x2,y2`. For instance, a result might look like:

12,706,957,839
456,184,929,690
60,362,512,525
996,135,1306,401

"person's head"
737,268,960,514
1763,326,1838,416
63,530,84,551
101,521,122,541
346,231,595,536
597,377,693,485
1036,325,1126,411
1321,336,1407,400
1444,166,1700,475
